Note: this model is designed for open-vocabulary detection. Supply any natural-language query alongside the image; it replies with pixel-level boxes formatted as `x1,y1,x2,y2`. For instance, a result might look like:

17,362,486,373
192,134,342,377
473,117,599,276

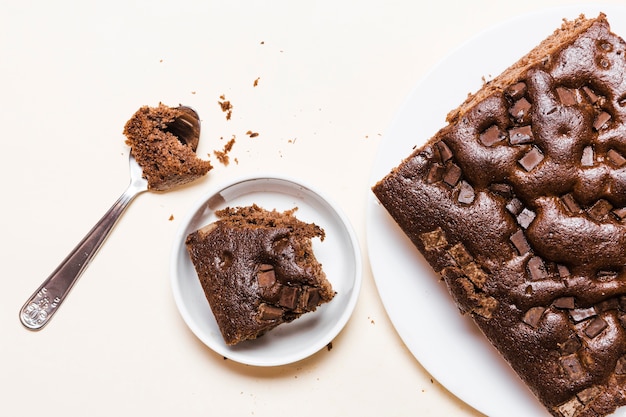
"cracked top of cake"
373,12,626,417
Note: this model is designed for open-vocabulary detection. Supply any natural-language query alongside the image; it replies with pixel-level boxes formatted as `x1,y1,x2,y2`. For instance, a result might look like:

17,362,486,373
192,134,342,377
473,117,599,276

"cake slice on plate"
185,204,335,345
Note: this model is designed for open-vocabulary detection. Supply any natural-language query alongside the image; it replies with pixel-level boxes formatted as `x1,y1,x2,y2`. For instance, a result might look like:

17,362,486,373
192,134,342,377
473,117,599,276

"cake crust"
185,204,334,346
373,13,626,417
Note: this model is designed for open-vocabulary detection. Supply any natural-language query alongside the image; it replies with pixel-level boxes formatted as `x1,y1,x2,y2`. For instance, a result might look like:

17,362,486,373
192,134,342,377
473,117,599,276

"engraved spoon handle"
20,163,147,330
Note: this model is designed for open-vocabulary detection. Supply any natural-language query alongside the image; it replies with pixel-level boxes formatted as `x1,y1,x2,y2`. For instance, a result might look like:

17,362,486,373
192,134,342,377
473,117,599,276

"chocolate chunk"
510,97,532,121
510,229,530,255
587,199,613,221
449,243,473,266
581,146,595,166
257,303,284,321
558,264,571,278
560,335,582,354
436,141,453,162
509,125,534,145
420,228,448,251
554,297,575,309
561,354,585,379
443,163,462,186
506,198,524,216
613,207,626,220
517,208,536,229
426,164,444,183
278,286,299,310
557,397,584,417
570,307,597,323
556,86,578,106
480,125,506,146
616,356,626,374
457,181,475,204
257,264,276,288
607,149,626,167
523,306,545,328
584,316,608,338
300,287,321,311
505,82,527,100
583,86,600,104
576,386,601,405
462,262,487,287
561,193,582,213
593,111,611,130
528,256,548,281
519,147,544,171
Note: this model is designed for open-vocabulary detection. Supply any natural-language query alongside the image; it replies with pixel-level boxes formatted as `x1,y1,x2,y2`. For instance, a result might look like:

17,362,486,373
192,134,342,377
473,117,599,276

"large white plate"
171,174,361,366
367,5,626,417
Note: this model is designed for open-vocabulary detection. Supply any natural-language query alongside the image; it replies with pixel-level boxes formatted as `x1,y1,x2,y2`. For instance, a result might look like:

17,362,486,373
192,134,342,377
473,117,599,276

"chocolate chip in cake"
457,181,475,204
278,286,299,310
506,198,524,216
523,306,545,328
449,243,473,266
257,303,284,321
593,111,611,130
505,82,527,100
420,228,448,251
554,297,576,310
480,125,506,146
587,199,613,221
556,87,578,106
519,147,544,171
561,353,585,379
581,146,595,166
443,163,462,186
257,264,276,287
561,193,582,214
607,149,626,167
570,307,597,323
510,97,532,121
583,85,600,104
510,229,530,255
528,256,549,281
615,355,626,374
435,141,453,162
517,208,536,229
509,125,534,145
584,316,608,338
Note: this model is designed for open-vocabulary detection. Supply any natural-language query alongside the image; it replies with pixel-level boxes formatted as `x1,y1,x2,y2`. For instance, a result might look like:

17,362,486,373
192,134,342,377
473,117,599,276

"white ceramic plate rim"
171,173,362,367
367,5,626,417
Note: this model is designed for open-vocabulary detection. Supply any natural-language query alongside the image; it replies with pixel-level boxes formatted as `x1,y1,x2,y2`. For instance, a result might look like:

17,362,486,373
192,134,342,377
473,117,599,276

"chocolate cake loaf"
185,204,335,345
373,13,626,417
123,103,212,191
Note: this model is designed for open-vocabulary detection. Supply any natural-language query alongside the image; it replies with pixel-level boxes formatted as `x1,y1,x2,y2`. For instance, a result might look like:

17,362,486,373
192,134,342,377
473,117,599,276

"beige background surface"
2,1,625,416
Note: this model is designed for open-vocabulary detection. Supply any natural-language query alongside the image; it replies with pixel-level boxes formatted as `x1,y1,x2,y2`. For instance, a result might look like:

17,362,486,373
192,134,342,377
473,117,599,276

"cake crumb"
326,342,333,351
246,130,259,138
213,136,236,166
218,95,233,120
169,214,174,221
253,77,260,87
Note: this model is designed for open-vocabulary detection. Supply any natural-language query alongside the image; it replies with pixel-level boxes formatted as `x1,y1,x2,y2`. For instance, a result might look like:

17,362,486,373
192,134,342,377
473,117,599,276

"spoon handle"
19,182,145,330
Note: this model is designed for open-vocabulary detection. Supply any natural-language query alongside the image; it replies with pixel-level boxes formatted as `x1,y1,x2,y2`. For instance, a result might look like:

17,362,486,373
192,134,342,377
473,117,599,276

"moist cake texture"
185,204,335,346
123,103,212,191
373,13,626,417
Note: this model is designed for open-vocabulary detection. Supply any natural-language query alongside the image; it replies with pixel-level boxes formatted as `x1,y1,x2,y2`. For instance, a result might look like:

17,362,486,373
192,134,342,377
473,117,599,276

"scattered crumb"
260,41,265,45
218,95,233,120
191,91,196,95
246,130,259,138
326,341,333,351
288,138,297,144
253,77,260,87
168,214,174,221
223,356,228,360
213,136,236,166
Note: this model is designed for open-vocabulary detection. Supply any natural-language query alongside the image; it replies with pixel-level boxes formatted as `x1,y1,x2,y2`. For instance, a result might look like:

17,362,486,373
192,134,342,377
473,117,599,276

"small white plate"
367,5,626,417
171,174,362,366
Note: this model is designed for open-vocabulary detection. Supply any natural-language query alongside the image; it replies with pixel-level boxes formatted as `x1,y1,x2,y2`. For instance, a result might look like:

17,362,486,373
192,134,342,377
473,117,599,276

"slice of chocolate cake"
373,13,626,417
185,204,335,346
123,103,212,191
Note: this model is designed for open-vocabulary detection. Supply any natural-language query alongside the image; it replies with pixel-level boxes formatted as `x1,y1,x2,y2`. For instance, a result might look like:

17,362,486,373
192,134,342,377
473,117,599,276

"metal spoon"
19,106,201,330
